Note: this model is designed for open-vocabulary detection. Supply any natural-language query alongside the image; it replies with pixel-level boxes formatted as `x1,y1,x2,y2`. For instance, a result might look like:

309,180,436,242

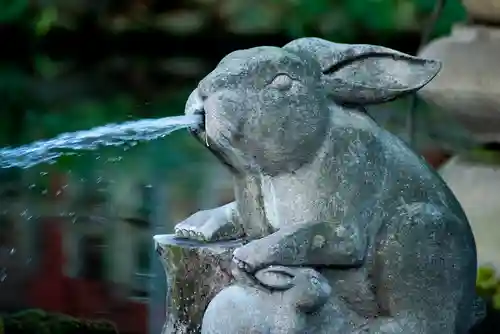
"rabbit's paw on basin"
174,202,243,242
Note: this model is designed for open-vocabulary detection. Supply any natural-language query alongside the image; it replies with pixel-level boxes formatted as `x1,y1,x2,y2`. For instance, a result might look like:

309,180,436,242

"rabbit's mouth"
189,107,241,174
185,87,206,136
185,88,249,174
188,107,206,137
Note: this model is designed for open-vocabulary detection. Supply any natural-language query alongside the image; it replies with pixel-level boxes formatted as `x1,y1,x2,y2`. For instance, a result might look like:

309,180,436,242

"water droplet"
0,268,7,282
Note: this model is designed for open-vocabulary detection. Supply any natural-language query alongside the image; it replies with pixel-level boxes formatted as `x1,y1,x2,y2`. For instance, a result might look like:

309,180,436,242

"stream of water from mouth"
0,114,202,169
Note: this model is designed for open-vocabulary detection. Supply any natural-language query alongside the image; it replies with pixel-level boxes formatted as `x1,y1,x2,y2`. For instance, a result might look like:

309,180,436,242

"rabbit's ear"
284,37,441,105
254,266,296,291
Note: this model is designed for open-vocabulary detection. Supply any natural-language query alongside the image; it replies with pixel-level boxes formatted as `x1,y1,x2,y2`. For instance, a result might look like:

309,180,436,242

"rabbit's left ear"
284,38,441,105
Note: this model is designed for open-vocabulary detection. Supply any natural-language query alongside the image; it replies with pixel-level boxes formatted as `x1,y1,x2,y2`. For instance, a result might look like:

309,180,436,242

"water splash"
0,268,6,282
0,114,202,169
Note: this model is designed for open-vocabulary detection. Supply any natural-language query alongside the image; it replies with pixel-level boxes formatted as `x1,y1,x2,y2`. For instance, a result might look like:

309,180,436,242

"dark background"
1,1,497,333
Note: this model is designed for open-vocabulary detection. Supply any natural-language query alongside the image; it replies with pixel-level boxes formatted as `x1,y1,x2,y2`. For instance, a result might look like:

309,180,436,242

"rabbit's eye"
269,74,293,90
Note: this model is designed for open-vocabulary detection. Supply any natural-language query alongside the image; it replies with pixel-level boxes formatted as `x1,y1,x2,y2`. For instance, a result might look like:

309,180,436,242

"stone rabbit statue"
174,37,484,333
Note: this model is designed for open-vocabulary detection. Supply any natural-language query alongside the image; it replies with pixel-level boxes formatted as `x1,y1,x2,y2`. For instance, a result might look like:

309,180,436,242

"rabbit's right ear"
284,37,441,106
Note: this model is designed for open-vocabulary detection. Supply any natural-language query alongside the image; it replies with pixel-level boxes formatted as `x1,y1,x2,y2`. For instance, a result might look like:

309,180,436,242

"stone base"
439,157,500,271
462,0,500,24
153,234,244,334
418,24,500,143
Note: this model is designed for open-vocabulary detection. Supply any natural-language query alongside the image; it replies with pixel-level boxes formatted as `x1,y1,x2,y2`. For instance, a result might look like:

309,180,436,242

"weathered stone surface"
202,266,340,334
440,156,500,270
154,235,243,333
418,25,500,143
163,37,483,333
462,0,500,24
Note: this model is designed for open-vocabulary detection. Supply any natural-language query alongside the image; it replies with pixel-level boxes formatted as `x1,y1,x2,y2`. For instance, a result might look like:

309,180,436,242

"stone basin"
418,24,500,143
153,234,244,334
462,0,500,24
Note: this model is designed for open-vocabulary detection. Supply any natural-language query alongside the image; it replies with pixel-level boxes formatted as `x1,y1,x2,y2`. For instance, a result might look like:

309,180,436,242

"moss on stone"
1,309,117,334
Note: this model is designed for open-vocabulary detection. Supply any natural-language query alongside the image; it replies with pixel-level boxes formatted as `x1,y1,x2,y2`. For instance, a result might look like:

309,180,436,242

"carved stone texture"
462,0,500,24
169,37,484,333
418,25,500,143
154,235,243,334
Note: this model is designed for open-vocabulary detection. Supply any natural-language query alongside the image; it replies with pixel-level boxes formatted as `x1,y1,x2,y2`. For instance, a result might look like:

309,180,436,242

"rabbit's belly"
321,267,380,318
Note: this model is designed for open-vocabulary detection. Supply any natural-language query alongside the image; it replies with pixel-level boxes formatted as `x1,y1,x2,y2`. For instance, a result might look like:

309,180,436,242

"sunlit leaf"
35,6,58,36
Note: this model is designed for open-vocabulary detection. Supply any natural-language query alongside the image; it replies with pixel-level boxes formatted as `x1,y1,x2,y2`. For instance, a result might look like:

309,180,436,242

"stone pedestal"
418,24,500,144
462,0,500,24
417,4,500,276
153,235,244,334
439,156,500,270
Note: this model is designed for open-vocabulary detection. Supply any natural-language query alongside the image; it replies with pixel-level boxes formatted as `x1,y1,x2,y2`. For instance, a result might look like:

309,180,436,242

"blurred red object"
26,217,148,334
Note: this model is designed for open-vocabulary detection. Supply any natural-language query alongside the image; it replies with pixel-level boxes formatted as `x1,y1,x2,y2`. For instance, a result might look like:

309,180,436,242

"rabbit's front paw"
174,202,242,242
232,240,271,274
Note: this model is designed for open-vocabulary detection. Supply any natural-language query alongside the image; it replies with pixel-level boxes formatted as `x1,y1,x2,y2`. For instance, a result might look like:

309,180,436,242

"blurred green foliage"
0,0,470,175
0,0,469,142
0,0,469,144
221,0,465,41
477,266,500,310
0,0,466,40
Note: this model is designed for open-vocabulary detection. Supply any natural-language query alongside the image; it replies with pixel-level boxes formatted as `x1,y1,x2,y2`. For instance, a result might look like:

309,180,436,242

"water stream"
0,114,201,169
